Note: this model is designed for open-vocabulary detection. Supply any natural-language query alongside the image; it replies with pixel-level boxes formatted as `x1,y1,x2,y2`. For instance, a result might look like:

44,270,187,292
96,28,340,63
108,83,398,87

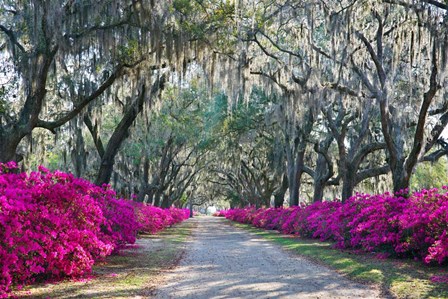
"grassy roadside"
231,221,448,299
13,220,196,299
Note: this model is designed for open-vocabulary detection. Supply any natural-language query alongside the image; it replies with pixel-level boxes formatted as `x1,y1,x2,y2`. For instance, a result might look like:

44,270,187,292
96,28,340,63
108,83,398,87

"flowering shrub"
0,162,189,297
278,206,302,234
399,188,448,263
133,203,189,234
252,208,284,230
213,210,228,217
222,187,448,267
431,274,448,284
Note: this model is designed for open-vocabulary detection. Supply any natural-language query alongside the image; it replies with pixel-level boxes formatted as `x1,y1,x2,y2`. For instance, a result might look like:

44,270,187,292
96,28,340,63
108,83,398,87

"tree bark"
0,131,23,162
0,48,56,163
161,194,171,208
137,157,150,202
391,162,410,193
95,75,165,186
95,84,148,185
274,173,288,207
341,166,356,200
285,108,314,206
311,136,334,202
312,146,334,203
355,19,441,194
153,190,163,207
288,150,305,206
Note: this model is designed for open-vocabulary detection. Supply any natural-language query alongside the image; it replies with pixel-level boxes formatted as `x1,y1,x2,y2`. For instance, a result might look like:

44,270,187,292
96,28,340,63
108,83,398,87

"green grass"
232,221,448,299
13,221,195,299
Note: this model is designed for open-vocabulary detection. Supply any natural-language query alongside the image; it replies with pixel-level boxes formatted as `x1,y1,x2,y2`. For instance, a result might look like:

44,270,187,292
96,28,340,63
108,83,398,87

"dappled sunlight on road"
155,216,380,299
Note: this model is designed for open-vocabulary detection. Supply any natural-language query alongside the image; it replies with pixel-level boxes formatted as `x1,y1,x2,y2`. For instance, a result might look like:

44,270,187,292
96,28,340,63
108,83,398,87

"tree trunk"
312,179,325,202
341,169,356,201
70,128,86,177
287,164,297,206
137,157,150,202
312,154,329,202
0,51,55,164
0,132,23,163
95,85,148,185
147,187,156,205
153,190,163,207
261,189,274,207
274,173,288,208
392,163,411,194
96,152,120,185
95,77,165,186
311,134,334,202
161,194,170,208
288,150,305,206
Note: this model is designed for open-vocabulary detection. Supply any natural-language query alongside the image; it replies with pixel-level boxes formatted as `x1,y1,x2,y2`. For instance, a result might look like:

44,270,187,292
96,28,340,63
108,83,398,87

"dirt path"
155,216,381,299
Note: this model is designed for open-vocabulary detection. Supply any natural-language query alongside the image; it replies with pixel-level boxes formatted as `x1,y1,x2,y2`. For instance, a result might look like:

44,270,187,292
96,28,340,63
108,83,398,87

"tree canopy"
1,0,448,207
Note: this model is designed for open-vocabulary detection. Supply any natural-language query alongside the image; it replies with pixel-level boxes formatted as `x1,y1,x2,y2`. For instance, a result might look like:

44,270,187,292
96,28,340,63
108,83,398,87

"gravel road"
155,216,382,299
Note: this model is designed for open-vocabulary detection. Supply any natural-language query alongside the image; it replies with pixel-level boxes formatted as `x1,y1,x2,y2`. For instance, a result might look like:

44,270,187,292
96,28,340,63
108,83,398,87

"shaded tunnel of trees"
1,0,448,208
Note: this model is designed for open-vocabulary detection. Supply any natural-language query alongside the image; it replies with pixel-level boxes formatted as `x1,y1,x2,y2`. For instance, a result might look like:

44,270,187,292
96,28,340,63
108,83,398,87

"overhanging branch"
37,60,143,132
0,24,25,53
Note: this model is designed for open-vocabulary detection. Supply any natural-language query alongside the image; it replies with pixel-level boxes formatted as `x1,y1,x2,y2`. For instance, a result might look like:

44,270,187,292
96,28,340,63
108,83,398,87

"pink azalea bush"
252,207,284,230
0,162,189,297
278,206,302,234
213,210,228,217
133,203,190,234
223,187,448,266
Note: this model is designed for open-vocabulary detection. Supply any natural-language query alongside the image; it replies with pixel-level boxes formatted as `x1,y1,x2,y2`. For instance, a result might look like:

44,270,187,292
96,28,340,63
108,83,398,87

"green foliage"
171,0,237,50
410,157,448,191
179,193,188,206
222,88,275,136
117,39,140,64
172,0,194,15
